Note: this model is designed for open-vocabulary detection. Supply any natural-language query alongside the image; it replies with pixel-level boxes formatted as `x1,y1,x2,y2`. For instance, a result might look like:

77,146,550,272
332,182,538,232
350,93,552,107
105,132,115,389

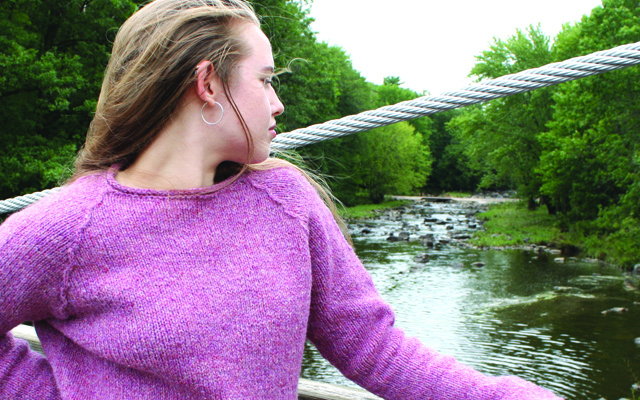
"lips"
269,124,277,138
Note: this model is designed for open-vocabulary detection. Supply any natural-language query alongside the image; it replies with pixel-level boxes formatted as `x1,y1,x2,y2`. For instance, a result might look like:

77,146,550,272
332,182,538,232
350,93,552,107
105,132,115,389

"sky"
308,0,604,95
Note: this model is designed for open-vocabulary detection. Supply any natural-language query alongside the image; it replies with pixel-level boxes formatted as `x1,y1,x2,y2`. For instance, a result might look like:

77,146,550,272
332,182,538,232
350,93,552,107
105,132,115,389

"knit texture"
0,167,563,399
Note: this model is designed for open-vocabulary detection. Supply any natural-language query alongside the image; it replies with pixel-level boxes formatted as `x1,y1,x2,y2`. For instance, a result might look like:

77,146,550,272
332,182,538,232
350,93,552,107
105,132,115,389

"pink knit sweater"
0,166,562,399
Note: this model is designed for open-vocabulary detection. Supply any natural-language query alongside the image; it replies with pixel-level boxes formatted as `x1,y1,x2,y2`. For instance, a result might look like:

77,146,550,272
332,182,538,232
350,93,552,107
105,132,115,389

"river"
300,199,640,400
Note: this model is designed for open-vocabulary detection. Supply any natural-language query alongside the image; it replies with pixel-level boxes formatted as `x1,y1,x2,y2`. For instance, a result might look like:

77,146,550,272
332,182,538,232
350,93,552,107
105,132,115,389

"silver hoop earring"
201,102,224,125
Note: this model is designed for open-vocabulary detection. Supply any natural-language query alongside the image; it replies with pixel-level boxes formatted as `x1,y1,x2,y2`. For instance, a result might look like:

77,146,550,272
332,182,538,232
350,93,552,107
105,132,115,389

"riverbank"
470,201,565,249
339,194,513,220
343,196,639,272
392,195,516,205
469,201,640,274
342,196,566,250
338,199,411,220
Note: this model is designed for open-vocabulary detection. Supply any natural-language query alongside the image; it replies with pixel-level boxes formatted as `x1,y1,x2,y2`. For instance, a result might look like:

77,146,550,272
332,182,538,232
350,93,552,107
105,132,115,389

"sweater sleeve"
303,194,563,400
0,199,73,400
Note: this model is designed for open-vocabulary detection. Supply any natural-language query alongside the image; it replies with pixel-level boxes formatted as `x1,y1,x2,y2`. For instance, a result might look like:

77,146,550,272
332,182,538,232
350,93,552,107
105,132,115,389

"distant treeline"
1,0,639,266
445,0,640,267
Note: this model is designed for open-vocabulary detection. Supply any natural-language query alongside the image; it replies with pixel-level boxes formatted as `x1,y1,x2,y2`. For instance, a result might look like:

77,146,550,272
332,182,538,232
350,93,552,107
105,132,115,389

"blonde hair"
70,0,351,240
73,0,259,176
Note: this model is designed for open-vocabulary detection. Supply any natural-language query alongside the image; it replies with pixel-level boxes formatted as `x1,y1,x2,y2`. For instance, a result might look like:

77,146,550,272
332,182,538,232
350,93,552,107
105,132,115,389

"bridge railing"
11,324,382,400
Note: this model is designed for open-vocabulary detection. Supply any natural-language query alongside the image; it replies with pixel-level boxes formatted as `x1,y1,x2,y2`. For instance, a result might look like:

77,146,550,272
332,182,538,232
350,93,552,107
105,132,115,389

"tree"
376,76,432,140
449,25,555,208
273,36,378,204
299,76,433,204
1,0,371,199
425,110,479,194
254,0,374,132
1,0,432,207
353,122,431,203
537,0,640,265
539,0,640,218
359,78,433,203
0,0,141,198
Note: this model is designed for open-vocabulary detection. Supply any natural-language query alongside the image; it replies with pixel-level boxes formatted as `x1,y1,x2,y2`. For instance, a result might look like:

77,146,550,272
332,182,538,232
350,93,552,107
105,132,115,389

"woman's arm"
0,204,73,400
304,196,562,400
0,334,60,399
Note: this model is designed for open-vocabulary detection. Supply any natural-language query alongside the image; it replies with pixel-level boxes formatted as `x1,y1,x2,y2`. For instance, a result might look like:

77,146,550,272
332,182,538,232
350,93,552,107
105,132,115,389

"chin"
248,146,271,164
248,156,270,165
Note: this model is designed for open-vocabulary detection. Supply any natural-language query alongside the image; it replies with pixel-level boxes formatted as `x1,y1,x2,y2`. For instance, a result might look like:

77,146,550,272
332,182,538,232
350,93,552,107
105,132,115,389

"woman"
0,0,562,399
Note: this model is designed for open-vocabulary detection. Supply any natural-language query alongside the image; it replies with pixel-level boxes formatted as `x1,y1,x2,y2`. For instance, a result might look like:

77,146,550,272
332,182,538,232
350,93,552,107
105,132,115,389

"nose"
272,92,284,117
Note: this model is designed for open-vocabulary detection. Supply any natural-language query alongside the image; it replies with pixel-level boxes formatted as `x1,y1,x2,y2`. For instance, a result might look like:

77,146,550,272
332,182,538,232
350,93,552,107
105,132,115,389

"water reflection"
300,200,640,400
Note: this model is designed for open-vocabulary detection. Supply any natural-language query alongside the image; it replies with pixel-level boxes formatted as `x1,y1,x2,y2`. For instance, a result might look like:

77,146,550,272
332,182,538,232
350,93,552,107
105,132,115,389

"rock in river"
601,307,628,315
567,275,625,291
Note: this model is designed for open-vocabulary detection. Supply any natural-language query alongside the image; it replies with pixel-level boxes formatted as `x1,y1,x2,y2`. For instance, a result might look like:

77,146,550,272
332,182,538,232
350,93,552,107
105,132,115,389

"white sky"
308,0,604,95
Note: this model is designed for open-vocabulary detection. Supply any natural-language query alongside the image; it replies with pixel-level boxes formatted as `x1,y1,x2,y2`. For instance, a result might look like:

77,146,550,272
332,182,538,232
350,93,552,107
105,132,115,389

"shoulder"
1,173,109,247
243,166,324,222
0,174,111,318
245,166,316,196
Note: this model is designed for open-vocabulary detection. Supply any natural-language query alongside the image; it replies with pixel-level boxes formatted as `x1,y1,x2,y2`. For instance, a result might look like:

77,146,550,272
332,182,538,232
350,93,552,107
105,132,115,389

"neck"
116,155,217,191
116,101,223,190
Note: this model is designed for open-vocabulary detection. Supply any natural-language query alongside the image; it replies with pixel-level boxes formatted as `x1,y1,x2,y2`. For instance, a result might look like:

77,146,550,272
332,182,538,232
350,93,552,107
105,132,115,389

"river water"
300,199,640,400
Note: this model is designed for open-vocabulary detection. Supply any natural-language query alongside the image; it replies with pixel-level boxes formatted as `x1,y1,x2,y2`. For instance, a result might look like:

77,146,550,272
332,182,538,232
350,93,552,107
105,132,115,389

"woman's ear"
195,60,218,104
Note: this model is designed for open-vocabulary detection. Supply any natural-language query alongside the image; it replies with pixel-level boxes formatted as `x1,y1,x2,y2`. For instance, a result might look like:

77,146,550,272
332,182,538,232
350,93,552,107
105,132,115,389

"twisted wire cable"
2,41,640,214
0,188,62,215
270,41,640,150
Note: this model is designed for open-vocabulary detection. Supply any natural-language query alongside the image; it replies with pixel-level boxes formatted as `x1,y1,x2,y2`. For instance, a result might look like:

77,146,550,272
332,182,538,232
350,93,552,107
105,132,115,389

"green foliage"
471,201,563,247
353,122,431,203
375,76,433,140
1,0,434,208
449,25,555,206
0,0,141,197
472,24,554,78
450,0,640,267
540,0,640,217
438,191,471,198
359,78,433,203
301,76,433,205
535,0,640,266
424,110,479,193
255,0,433,207
255,0,376,131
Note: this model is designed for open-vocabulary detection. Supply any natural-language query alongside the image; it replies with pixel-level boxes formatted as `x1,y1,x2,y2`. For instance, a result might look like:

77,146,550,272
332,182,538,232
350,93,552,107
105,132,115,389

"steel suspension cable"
0,188,62,215
2,41,640,214
270,41,640,150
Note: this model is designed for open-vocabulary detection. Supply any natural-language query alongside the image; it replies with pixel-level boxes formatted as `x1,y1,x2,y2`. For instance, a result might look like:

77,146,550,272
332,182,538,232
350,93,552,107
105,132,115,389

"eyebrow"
261,66,275,73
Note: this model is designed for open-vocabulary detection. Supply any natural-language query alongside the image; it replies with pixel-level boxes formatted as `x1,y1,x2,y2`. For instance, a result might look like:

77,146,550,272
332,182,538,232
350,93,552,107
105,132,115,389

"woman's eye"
264,77,273,85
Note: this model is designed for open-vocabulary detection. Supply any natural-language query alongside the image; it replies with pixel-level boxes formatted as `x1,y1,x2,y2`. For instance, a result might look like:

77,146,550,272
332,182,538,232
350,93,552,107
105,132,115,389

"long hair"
73,0,259,178
71,0,351,241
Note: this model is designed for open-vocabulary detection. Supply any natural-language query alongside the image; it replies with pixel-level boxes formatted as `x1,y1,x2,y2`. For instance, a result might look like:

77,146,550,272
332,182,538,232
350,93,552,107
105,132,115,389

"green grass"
471,201,564,247
339,200,410,220
438,191,472,198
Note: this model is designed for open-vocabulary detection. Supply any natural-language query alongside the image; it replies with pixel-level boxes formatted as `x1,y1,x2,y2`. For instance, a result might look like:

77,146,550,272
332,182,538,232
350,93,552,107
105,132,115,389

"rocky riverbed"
351,198,596,261
352,198,640,294
301,197,640,400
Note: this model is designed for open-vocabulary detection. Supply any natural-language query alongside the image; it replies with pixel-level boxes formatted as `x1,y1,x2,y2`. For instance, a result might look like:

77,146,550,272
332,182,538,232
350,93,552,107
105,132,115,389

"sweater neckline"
104,165,245,197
